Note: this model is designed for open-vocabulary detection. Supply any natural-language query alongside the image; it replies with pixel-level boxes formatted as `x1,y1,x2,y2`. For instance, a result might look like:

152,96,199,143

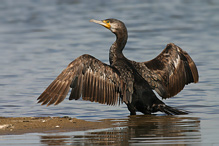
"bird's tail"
154,104,188,115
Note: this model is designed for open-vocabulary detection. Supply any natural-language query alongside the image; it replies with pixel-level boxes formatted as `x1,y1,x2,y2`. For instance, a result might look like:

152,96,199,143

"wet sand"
0,117,114,135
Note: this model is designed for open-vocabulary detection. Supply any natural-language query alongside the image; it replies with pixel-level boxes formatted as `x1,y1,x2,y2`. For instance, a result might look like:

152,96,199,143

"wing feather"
37,54,123,106
131,43,199,99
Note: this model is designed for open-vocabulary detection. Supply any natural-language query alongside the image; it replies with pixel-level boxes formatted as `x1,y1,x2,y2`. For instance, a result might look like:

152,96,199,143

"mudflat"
0,117,114,135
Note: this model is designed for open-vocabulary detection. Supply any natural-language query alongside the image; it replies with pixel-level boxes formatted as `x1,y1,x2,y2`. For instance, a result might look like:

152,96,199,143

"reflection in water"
40,115,201,145
40,135,71,146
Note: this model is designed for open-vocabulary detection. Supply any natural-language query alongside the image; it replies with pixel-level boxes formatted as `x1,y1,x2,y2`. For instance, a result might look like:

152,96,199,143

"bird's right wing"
37,54,125,106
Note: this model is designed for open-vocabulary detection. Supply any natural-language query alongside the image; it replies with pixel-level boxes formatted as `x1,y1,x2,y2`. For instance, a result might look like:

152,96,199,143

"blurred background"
0,0,219,145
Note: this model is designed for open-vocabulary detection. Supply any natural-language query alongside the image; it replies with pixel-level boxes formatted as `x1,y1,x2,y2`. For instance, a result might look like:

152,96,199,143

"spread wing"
132,43,199,99
37,54,125,106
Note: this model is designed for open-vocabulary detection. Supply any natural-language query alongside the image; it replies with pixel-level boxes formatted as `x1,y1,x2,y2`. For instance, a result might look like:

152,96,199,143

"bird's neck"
109,31,128,65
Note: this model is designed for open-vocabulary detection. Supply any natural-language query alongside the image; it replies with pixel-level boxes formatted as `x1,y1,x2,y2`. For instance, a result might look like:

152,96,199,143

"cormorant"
37,19,199,115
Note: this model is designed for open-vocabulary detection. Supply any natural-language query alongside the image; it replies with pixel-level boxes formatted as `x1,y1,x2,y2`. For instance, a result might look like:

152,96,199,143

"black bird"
37,19,199,115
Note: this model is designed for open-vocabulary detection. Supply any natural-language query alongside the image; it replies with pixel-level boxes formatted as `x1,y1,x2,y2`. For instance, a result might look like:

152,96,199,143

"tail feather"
156,104,188,115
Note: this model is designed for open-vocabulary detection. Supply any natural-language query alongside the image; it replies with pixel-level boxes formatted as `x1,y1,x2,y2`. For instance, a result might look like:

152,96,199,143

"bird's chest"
113,62,135,82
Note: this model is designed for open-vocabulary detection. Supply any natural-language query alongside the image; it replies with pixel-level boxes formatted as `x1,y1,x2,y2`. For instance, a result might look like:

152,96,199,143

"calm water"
0,0,219,145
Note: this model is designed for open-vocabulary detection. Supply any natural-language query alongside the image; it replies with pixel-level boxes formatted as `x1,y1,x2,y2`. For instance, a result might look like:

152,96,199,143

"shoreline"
0,117,115,135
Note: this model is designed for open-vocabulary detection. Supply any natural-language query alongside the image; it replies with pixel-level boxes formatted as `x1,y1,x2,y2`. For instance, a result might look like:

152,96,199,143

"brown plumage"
38,55,122,106
131,43,198,99
37,18,199,115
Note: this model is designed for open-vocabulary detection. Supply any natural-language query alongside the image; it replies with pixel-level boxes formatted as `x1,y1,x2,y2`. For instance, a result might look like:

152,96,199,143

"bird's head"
90,18,126,34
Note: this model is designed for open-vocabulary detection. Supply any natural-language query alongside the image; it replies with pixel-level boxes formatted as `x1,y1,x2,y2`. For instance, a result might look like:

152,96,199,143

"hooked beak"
90,19,111,29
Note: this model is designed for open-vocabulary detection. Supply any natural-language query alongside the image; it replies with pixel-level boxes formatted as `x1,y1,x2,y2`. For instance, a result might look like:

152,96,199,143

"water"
0,0,219,145
1,116,201,145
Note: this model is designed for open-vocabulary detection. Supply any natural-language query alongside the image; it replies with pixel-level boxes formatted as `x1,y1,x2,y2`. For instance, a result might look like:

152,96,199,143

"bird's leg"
127,103,136,115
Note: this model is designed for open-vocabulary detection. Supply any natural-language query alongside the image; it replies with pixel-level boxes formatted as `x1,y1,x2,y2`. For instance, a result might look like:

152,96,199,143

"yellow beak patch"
102,20,111,29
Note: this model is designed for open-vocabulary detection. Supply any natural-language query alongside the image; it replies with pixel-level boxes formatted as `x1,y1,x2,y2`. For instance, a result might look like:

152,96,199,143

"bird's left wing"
37,54,123,106
131,43,199,99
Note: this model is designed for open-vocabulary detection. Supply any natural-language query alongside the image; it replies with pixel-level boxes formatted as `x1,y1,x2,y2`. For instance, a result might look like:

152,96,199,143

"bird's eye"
106,20,110,23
